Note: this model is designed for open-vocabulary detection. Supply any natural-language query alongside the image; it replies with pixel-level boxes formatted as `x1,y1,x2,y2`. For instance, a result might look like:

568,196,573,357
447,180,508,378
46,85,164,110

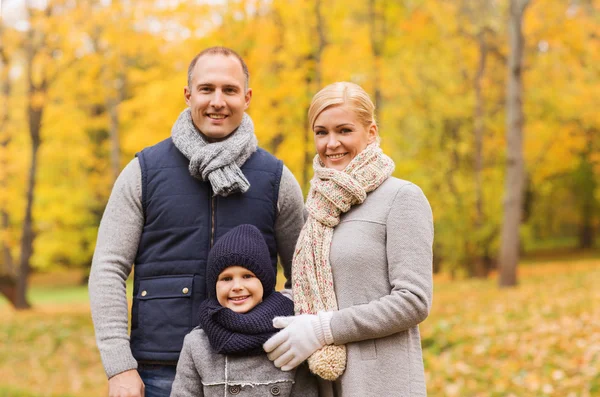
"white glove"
263,312,333,371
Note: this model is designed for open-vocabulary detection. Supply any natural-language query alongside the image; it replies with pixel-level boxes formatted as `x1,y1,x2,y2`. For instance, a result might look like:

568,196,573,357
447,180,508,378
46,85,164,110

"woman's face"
313,105,377,171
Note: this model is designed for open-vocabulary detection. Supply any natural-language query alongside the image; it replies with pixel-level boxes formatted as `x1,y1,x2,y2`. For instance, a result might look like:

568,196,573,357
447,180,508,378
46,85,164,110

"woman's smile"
326,153,348,160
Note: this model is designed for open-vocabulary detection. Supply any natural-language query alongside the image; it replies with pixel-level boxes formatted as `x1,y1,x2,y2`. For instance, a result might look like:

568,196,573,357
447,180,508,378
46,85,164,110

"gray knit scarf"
171,108,258,197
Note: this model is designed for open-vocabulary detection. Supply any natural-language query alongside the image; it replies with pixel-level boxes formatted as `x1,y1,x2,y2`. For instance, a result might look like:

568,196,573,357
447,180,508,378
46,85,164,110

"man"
89,47,305,397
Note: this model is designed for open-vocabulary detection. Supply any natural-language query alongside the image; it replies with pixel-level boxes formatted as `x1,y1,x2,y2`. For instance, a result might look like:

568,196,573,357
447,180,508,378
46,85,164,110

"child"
170,224,318,397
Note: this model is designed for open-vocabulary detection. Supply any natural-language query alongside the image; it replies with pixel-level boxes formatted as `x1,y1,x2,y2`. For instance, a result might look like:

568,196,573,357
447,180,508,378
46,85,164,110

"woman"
264,82,434,396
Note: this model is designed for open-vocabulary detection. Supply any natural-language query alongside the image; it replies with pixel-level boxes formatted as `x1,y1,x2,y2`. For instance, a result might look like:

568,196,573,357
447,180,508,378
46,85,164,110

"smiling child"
170,224,317,396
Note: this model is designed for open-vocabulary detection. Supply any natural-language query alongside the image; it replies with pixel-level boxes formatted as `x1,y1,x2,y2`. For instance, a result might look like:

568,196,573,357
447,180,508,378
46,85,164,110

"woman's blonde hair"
308,82,376,130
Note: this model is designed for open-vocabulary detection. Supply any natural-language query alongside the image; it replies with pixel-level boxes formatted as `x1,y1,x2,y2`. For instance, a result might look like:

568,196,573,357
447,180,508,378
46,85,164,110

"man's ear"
244,88,253,110
184,86,191,106
368,123,378,143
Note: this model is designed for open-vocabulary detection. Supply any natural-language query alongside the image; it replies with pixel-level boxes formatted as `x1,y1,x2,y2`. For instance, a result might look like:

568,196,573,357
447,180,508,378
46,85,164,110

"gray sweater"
171,328,318,397
88,158,305,379
320,178,433,397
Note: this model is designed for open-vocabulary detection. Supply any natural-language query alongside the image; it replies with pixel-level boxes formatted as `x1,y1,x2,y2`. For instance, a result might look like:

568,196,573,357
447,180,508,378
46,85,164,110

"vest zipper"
210,193,216,248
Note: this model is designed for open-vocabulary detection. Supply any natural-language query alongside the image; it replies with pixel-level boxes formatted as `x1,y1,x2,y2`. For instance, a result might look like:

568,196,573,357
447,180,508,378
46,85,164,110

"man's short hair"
187,47,250,91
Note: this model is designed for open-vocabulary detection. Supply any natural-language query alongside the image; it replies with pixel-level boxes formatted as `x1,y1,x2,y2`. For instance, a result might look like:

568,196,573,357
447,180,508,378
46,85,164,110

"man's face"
184,54,252,141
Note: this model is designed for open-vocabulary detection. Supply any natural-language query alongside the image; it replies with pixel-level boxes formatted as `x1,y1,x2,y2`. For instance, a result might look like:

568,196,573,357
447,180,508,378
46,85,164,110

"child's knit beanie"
206,224,276,299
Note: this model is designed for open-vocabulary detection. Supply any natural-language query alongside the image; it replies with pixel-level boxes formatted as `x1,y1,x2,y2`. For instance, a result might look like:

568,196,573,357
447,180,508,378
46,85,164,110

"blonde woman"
264,82,434,396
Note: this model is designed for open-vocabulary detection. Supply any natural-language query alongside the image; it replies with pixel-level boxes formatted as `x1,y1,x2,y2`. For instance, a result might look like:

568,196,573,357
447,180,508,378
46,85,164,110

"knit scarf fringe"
171,108,258,197
292,142,395,380
198,292,294,356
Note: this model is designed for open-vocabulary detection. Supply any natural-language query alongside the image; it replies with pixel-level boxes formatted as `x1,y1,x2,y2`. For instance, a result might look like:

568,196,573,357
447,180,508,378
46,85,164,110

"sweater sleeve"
274,165,305,292
88,158,144,378
329,183,434,345
171,332,205,397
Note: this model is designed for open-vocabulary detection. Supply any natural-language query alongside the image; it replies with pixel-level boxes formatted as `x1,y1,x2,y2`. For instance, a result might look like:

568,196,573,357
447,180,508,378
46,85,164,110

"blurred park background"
0,0,599,395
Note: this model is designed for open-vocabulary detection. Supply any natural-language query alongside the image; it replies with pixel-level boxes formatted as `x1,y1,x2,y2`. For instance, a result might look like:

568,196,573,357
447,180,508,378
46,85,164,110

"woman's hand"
263,313,333,371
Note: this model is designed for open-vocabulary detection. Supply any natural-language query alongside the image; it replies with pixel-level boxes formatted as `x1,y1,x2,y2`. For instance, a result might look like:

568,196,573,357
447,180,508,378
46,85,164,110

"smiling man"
88,47,305,397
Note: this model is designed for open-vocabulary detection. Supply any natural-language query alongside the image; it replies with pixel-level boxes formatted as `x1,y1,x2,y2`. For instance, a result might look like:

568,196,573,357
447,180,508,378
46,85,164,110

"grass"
0,270,133,308
0,305,105,397
0,386,79,397
1,259,599,396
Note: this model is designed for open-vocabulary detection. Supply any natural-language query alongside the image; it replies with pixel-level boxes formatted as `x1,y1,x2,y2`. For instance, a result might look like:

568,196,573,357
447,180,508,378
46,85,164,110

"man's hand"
108,369,145,397
263,314,327,371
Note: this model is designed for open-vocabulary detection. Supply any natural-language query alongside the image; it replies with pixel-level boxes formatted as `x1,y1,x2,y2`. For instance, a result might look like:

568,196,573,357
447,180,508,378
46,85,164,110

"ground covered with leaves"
422,260,600,396
1,260,598,396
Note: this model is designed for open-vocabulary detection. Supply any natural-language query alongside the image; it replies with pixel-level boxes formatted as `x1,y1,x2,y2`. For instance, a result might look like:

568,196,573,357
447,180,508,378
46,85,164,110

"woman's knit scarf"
292,141,395,380
198,292,294,356
171,108,258,197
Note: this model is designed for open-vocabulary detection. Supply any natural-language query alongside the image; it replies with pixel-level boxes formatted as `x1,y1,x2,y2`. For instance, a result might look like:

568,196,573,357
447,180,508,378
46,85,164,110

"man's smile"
207,113,227,119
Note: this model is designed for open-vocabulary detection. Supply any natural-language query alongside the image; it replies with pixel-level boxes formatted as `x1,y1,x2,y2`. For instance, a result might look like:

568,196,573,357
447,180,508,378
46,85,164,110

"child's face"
216,266,264,313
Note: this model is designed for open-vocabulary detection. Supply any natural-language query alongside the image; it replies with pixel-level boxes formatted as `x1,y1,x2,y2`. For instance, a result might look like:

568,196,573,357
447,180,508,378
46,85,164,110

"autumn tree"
498,0,531,288
519,0,599,252
442,0,506,278
0,0,598,294
10,0,83,308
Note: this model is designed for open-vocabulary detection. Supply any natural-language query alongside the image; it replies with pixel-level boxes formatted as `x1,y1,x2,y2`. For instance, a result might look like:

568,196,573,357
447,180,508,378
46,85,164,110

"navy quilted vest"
130,138,282,363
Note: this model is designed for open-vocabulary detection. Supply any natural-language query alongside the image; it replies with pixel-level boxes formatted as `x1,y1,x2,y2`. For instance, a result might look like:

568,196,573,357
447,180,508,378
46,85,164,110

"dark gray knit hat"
206,224,275,298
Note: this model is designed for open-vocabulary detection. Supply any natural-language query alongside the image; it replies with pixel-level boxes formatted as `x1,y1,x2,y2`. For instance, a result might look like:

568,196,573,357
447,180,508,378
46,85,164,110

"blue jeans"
138,364,177,397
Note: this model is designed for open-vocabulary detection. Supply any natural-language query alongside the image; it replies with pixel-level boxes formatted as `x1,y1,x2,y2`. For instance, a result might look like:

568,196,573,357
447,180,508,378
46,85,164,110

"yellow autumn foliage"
0,0,597,276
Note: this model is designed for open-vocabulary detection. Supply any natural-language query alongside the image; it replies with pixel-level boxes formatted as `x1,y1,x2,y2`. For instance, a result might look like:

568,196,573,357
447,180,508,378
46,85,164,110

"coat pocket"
353,299,378,361
357,337,377,361
137,275,194,353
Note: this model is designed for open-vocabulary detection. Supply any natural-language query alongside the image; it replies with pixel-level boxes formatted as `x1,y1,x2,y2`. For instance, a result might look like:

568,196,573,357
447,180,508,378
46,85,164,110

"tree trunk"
15,18,50,309
17,103,42,309
575,146,597,249
0,275,16,306
473,30,488,278
269,9,286,157
17,84,45,309
302,85,312,192
498,0,529,288
579,207,594,249
0,39,15,279
0,212,12,275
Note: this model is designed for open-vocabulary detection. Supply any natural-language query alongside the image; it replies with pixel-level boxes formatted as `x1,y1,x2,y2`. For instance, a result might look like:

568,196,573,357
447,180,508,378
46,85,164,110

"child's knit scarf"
198,292,294,356
292,141,395,380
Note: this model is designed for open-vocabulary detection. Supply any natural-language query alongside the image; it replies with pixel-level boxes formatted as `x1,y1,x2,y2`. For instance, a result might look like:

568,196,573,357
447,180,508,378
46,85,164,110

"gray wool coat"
319,177,434,397
170,328,318,397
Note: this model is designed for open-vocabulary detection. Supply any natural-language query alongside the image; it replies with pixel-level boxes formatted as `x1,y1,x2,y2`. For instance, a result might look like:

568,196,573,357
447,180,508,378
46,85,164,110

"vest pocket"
137,275,194,353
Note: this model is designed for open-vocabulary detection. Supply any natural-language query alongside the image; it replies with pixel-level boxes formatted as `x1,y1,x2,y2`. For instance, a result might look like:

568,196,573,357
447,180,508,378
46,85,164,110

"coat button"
270,386,281,395
182,287,189,294
141,291,147,297
228,385,241,395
